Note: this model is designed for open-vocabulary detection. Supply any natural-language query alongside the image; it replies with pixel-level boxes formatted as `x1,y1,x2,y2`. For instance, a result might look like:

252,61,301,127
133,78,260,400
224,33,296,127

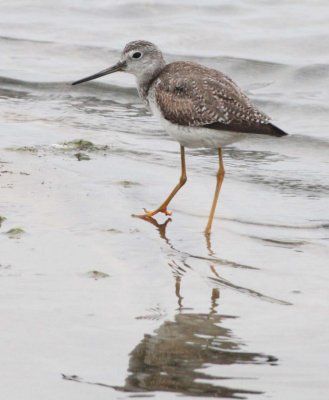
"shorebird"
72,40,287,234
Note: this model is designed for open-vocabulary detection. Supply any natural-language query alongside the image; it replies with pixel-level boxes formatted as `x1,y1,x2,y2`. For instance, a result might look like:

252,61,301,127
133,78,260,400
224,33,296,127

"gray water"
1,1,329,399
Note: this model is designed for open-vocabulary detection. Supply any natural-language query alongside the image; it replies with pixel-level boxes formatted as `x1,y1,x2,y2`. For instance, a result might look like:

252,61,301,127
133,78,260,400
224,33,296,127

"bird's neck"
136,63,166,102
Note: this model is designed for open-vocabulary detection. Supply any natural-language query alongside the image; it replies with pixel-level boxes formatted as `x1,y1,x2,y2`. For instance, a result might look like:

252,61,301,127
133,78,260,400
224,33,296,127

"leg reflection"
138,215,172,243
175,275,184,310
210,287,220,315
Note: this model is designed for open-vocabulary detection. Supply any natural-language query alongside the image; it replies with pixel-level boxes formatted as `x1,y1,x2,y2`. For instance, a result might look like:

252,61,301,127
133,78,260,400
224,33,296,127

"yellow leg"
133,145,187,218
205,148,225,235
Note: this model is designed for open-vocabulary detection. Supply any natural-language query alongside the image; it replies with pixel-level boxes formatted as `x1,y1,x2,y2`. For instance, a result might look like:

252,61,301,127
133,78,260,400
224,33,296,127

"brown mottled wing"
154,62,286,137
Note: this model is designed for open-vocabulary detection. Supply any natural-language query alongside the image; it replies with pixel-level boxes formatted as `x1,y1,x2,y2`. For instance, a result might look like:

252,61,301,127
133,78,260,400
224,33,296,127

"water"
1,1,329,399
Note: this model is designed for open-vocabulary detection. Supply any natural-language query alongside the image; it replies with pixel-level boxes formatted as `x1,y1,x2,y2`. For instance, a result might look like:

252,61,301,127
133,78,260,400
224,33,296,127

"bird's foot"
132,206,172,219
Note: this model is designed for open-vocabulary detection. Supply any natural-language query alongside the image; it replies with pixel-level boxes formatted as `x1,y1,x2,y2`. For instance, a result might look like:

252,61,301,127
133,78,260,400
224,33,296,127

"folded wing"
154,62,287,137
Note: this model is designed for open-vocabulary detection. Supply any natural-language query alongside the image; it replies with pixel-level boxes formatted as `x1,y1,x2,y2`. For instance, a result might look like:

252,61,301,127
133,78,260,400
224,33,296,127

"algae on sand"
6,228,25,238
7,146,39,154
74,152,90,161
87,270,110,280
6,140,110,161
105,228,122,234
116,180,141,188
63,139,110,152
0,216,6,227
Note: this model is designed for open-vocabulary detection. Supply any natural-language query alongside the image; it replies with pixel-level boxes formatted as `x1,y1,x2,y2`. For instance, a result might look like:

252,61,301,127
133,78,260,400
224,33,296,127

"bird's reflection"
63,300,276,398
118,216,278,397
62,215,282,397
122,311,275,398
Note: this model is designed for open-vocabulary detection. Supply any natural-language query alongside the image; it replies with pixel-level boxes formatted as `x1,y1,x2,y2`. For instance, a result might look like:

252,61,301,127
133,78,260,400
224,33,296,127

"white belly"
147,90,246,149
159,117,246,148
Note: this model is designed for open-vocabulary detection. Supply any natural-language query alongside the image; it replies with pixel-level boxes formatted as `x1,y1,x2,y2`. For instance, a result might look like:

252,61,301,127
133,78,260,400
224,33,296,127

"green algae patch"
7,140,110,161
0,216,6,227
64,139,94,151
63,139,110,152
87,270,110,280
116,180,141,188
6,227,25,238
7,146,38,154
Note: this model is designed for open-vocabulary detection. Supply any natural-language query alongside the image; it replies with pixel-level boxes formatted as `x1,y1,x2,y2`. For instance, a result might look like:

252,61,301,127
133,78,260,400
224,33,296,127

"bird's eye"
132,52,142,59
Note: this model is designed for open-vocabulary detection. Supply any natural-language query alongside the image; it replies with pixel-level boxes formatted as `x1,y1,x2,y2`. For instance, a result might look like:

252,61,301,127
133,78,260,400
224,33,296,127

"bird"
72,40,287,235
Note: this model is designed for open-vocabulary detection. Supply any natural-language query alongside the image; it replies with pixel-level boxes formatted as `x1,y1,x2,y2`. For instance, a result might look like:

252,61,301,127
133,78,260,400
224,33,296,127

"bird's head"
72,40,165,86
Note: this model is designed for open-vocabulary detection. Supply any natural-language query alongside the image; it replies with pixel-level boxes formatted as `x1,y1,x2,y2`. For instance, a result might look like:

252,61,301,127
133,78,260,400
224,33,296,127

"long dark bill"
72,61,125,85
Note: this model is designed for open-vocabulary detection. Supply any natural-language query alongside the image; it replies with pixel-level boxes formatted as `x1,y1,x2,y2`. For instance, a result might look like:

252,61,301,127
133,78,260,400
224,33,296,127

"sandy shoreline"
1,117,328,399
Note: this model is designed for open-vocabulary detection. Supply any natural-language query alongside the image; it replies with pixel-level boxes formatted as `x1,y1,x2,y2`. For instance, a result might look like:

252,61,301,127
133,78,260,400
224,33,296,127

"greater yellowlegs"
72,40,287,234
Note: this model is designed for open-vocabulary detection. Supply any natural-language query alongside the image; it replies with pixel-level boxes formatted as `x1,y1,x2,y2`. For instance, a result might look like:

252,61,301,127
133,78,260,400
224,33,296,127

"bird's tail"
268,123,288,137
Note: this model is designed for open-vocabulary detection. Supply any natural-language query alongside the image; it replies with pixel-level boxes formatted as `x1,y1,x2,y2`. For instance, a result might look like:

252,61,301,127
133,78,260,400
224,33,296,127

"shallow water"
1,1,329,399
